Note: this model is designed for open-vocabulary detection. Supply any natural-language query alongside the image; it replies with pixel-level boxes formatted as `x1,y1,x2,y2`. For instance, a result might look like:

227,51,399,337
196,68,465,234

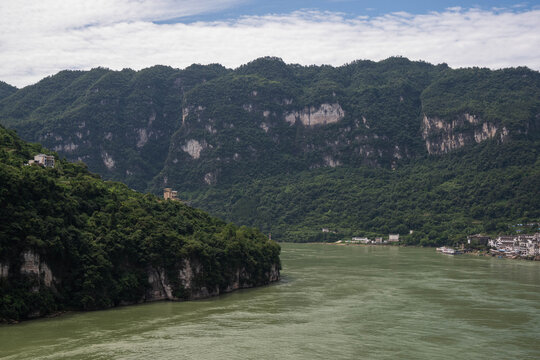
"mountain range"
1,57,539,244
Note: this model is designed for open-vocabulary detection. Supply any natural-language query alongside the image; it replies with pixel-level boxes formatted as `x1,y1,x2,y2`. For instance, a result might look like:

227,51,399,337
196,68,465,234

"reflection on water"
1,244,539,359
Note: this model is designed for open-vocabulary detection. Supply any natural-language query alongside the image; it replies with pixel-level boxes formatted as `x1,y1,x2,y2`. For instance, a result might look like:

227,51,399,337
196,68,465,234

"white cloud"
0,0,244,31
1,3,539,87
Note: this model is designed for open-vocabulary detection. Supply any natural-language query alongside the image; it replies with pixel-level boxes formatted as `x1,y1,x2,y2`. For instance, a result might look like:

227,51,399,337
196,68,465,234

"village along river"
1,244,539,359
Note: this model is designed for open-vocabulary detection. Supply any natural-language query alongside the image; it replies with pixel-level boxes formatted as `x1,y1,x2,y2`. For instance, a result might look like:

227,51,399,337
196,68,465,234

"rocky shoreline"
0,251,280,324
465,250,540,261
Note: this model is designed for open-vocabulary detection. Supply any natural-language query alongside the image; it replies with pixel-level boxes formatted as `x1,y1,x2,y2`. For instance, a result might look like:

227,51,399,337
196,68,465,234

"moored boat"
436,246,462,255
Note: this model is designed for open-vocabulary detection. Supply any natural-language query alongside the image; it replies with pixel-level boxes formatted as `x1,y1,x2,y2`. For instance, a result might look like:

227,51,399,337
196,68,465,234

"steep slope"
0,65,229,191
2,58,539,193
1,57,539,244
187,138,540,244
0,125,280,322
421,67,540,154
153,57,441,190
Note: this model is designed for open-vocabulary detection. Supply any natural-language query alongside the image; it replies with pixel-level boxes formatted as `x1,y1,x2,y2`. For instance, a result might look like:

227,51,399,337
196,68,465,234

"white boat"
436,247,462,255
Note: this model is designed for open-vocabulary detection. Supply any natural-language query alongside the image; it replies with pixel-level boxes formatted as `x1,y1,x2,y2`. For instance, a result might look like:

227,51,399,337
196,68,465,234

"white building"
489,234,540,256
351,237,370,244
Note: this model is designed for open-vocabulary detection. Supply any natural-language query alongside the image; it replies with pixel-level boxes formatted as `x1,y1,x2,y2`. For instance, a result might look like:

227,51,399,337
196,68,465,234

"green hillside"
0,65,229,191
1,57,539,245
0,125,280,322
186,139,540,244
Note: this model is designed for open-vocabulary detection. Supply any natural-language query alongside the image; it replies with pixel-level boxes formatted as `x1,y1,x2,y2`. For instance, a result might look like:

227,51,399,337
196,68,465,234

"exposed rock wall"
101,151,115,169
6,250,279,308
145,259,280,301
146,267,175,301
421,113,509,154
20,251,55,287
0,262,8,278
285,103,345,127
136,128,148,148
182,139,206,159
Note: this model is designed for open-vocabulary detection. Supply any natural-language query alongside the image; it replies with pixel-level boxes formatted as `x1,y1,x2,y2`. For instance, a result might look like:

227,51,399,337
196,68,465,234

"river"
1,244,539,359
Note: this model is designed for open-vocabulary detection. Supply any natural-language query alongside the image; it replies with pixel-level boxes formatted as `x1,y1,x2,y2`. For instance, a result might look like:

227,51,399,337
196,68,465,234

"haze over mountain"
1,56,539,243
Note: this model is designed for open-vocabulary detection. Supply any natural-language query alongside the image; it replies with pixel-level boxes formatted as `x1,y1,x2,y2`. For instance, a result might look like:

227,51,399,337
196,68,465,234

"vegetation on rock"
187,139,540,244
0,125,280,322
1,57,539,245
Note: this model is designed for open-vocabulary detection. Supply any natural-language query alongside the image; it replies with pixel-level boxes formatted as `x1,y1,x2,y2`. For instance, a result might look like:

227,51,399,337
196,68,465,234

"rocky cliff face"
1,251,56,289
20,251,55,288
2,58,539,193
421,113,509,155
285,103,345,126
146,261,280,301
0,251,59,318
0,65,227,191
0,262,8,279
2,250,280,317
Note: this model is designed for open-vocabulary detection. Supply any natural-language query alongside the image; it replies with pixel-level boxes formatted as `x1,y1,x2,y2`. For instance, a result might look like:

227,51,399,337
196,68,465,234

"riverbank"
0,270,281,325
465,249,540,261
326,241,540,261
2,244,539,360
0,261,281,324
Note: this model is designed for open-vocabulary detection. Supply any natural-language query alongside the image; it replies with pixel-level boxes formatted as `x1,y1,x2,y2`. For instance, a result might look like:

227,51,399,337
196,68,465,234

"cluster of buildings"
343,234,400,245
487,234,540,257
27,154,55,168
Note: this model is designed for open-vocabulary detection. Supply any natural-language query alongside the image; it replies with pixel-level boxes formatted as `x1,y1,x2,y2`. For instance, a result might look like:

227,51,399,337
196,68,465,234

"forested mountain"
0,81,17,101
190,139,540,244
1,57,539,244
0,125,280,322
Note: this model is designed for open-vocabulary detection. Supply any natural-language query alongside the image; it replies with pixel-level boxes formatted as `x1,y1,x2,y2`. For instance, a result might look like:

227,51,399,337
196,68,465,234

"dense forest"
187,138,540,244
1,57,539,245
0,125,280,322
2,58,539,192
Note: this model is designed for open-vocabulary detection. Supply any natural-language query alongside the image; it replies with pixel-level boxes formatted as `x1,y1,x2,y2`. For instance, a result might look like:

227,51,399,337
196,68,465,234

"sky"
1,1,540,87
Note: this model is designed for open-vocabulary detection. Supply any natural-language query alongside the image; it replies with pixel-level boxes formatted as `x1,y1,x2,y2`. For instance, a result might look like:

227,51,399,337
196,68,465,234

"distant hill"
0,124,280,322
1,57,539,244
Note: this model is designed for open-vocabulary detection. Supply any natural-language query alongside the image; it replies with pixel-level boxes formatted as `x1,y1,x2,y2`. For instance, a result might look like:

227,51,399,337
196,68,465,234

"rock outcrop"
182,139,206,159
20,251,55,288
4,59,538,193
285,103,345,127
4,250,280,315
0,251,57,301
421,113,509,155
146,260,280,301
0,262,8,278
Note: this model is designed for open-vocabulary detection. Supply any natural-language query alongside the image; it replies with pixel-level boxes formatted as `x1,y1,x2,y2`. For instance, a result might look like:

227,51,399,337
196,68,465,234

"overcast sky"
1,0,540,87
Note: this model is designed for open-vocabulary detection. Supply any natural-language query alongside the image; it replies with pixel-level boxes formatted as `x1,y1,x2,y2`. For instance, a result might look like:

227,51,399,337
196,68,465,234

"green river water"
1,243,539,359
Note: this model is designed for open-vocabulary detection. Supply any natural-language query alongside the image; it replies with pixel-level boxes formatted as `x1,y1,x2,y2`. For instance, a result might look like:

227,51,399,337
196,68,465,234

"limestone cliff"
285,103,345,126
20,251,55,288
2,58,539,193
1,250,280,319
421,113,509,155
146,261,280,301
1,251,56,289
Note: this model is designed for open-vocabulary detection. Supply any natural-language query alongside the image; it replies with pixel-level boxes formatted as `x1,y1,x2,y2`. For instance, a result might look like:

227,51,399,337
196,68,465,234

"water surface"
1,244,539,359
